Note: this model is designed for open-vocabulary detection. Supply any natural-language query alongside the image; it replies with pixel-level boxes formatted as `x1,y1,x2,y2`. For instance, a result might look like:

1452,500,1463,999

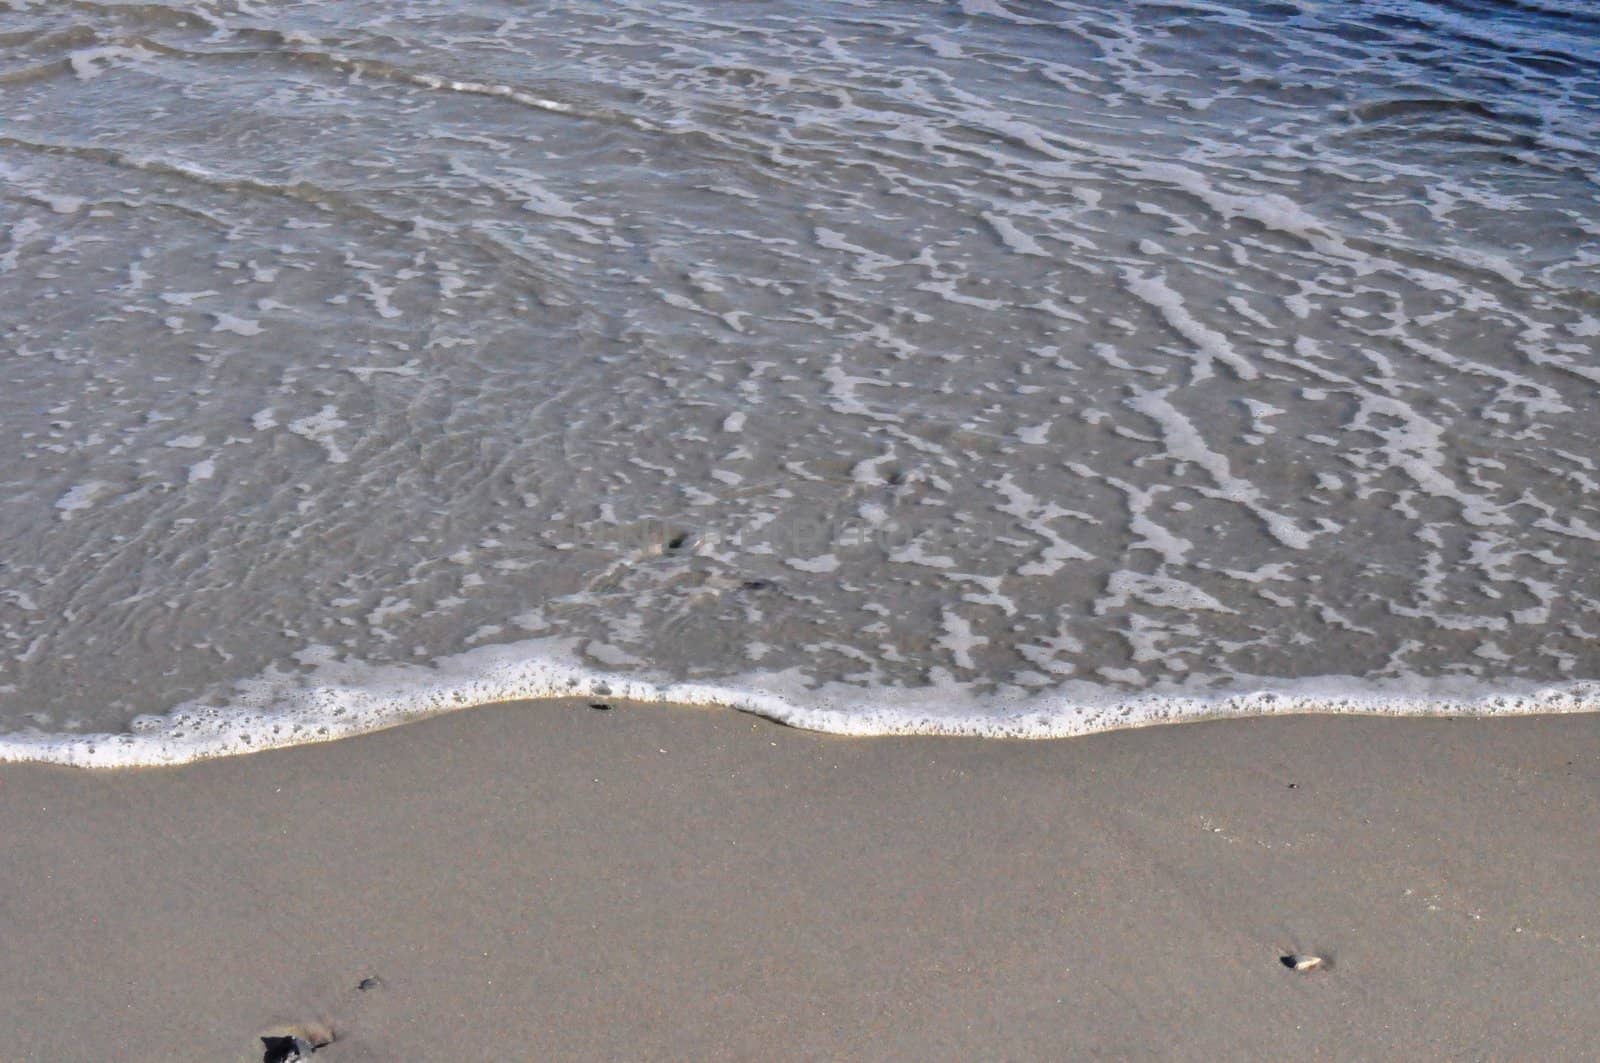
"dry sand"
2,701,1597,1060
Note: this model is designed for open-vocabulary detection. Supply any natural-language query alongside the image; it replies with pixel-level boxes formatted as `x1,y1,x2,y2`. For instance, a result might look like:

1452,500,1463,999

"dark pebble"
261,1035,312,1063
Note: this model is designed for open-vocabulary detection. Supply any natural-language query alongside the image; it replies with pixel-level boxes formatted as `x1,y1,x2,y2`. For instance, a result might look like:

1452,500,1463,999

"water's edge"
4,638,1594,769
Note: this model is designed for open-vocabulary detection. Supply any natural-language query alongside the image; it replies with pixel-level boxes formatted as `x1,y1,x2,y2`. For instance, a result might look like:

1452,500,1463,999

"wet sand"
2,702,1597,1060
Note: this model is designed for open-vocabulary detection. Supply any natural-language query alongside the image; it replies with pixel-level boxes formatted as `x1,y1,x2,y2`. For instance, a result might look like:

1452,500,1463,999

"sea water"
0,0,1597,765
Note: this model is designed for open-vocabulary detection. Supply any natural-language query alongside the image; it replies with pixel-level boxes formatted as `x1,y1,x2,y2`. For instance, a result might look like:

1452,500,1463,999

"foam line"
2,639,1594,769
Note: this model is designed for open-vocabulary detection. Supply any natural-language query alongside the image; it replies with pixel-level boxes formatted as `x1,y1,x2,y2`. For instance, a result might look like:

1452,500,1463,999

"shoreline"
4,639,1597,767
4,699,1599,1059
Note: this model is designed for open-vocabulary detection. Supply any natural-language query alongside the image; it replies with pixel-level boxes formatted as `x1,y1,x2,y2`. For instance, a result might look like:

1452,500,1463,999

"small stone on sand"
261,1034,313,1062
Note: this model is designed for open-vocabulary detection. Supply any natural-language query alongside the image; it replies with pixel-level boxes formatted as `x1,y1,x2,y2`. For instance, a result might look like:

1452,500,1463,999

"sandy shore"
2,701,1597,1060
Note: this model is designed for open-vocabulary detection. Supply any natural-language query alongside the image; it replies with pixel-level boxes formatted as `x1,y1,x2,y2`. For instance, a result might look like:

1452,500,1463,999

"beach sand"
2,701,1597,1060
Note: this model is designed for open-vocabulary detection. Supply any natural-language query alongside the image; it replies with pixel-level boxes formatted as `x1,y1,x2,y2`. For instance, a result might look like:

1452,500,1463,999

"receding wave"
2,639,1596,768
1,0,1596,766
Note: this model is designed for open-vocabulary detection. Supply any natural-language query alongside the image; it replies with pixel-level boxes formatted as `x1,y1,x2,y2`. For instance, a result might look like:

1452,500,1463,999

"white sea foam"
53,481,110,519
1,639,1594,768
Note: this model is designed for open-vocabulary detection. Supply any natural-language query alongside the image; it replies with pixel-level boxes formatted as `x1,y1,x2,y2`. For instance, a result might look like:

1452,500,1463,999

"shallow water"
1,0,1598,763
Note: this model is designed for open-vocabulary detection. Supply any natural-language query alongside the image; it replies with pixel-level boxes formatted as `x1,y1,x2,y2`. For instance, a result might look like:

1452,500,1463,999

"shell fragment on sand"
1280,953,1326,972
